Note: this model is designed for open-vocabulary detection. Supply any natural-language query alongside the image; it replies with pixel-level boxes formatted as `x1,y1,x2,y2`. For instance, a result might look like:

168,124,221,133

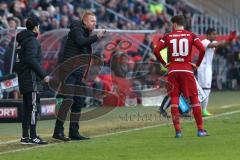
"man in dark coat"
15,17,50,144
52,11,106,141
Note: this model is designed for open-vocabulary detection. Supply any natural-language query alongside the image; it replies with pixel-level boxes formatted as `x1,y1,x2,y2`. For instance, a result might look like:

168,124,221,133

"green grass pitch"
0,91,240,160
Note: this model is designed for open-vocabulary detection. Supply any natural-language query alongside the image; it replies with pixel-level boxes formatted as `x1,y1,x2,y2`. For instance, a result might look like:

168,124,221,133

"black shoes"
69,133,90,140
159,108,170,118
20,137,31,144
30,136,48,144
53,132,89,141
52,132,71,141
20,136,48,145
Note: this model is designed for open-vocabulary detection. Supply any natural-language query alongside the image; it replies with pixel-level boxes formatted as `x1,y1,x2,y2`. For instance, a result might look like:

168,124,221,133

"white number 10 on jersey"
170,38,189,56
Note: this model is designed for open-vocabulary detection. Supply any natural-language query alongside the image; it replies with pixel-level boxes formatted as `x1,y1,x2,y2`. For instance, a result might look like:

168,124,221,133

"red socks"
192,106,204,131
171,104,204,132
171,107,181,132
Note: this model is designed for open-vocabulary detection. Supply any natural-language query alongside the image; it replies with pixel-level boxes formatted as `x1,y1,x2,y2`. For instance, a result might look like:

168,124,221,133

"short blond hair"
82,10,96,20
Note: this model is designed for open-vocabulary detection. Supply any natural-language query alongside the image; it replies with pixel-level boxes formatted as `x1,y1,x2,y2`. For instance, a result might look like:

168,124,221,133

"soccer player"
197,28,236,116
154,15,207,137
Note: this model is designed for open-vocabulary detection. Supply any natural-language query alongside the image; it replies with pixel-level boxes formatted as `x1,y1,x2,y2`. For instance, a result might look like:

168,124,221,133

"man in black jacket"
15,17,50,144
52,11,106,141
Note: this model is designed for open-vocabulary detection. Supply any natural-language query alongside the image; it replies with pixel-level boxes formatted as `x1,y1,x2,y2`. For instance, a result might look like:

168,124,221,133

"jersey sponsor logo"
169,33,190,37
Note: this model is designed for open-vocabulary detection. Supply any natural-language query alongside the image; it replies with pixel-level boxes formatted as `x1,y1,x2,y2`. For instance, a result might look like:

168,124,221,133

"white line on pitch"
220,104,240,109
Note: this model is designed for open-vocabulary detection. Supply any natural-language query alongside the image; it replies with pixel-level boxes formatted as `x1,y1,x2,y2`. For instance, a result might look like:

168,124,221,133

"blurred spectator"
39,11,52,31
111,52,129,78
59,15,69,28
50,18,60,29
0,0,238,91
7,17,19,29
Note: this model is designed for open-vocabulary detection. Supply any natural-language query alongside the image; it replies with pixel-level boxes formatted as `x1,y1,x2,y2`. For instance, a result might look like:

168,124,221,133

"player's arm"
207,31,237,48
153,38,167,66
193,37,206,67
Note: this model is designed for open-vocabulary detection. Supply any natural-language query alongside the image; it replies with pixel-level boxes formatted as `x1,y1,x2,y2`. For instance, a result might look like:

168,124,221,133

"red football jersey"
154,29,205,73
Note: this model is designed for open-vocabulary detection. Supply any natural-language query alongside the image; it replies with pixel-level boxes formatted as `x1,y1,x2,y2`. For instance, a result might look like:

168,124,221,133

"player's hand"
43,76,51,83
227,31,237,41
97,29,106,39
189,62,198,70
165,63,171,68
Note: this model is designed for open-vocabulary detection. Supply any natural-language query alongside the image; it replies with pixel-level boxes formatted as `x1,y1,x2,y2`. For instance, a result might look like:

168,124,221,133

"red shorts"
168,71,198,99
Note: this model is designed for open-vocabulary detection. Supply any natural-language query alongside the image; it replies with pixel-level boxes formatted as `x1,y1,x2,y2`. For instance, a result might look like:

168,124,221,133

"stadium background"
0,0,239,121
0,0,240,121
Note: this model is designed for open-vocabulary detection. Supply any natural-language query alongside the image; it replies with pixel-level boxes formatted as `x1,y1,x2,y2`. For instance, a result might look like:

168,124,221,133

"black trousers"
54,73,86,135
22,92,40,138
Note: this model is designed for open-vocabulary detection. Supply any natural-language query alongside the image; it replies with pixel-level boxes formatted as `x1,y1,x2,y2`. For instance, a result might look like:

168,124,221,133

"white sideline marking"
0,110,240,155
220,104,240,109
0,140,19,145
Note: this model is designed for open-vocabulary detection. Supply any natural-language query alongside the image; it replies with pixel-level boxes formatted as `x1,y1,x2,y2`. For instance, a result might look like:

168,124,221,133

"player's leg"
181,72,208,137
201,89,212,116
190,96,204,131
197,67,212,116
168,73,181,137
190,96,208,137
158,95,171,117
170,97,182,137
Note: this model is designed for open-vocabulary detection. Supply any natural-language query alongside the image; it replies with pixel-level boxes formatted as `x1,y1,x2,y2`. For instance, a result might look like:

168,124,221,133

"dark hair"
206,27,216,35
171,15,186,26
26,17,39,30
0,9,4,17
7,17,15,22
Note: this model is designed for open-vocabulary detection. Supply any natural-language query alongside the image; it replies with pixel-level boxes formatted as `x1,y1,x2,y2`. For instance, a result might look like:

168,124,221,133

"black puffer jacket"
60,20,99,76
15,30,47,94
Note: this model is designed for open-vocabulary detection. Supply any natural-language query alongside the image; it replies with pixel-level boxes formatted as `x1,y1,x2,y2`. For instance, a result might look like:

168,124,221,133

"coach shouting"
52,11,106,141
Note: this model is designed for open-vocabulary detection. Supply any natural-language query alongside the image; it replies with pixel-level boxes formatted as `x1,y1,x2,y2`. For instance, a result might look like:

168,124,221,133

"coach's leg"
69,95,83,133
22,93,31,138
29,92,38,138
53,94,73,141
69,95,89,140
53,74,76,141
